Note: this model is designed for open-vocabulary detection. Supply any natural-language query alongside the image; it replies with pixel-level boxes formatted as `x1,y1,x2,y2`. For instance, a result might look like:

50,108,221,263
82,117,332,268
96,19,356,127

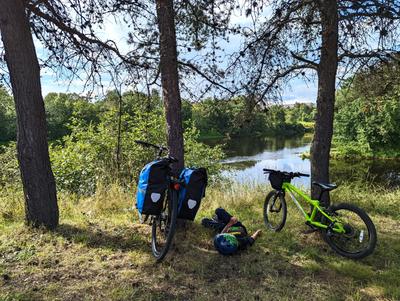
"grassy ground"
1,183,399,301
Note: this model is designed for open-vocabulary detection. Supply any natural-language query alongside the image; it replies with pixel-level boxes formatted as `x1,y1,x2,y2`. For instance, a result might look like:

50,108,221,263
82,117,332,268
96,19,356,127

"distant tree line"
0,86,314,143
183,98,314,138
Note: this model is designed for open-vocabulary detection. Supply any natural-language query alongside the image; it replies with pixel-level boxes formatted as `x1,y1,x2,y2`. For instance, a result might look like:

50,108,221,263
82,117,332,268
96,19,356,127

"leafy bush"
49,105,223,195
0,86,16,141
334,60,400,157
0,90,224,195
184,125,224,182
50,107,167,194
0,143,20,189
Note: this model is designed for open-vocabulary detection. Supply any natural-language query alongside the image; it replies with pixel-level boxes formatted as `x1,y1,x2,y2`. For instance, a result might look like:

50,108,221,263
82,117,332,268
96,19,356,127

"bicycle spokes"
264,192,287,231
326,210,371,254
270,198,282,212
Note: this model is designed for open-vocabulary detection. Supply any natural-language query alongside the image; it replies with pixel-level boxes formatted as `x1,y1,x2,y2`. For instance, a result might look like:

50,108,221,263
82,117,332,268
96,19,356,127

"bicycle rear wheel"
321,203,377,259
151,188,178,261
263,190,287,232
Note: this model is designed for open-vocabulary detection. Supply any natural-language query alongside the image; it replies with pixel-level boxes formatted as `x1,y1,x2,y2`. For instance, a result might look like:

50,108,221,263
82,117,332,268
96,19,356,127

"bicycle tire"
321,203,377,259
151,188,178,262
263,190,287,232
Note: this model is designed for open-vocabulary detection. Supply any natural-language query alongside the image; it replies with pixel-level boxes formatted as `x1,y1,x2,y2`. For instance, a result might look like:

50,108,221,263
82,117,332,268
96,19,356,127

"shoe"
212,214,222,223
201,218,224,232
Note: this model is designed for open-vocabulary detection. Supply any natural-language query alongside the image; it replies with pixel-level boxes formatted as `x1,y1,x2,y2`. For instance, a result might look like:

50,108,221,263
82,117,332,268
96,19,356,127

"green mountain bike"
263,169,377,259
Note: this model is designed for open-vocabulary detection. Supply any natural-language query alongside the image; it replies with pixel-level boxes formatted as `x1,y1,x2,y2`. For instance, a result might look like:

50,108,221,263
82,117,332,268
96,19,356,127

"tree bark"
156,0,184,173
310,0,339,205
0,0,59,229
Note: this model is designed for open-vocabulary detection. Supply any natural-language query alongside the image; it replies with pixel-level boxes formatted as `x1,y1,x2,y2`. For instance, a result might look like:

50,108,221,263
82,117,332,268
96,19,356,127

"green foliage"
191,98,234,137
285,103,315,123
47,92,223,195
0,143,20,189
0,86,16,141
49,98,166,194
334,60,400,158
188,97,305,138
183,125,224,180
266,105,306,136
0,90,224,195
0,87,307,144
45,93,101,140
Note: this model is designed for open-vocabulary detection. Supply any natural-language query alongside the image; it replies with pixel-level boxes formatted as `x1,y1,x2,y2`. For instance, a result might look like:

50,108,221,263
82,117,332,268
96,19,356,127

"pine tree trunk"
310,0,339,205
0,0,59,229
156,0,184,173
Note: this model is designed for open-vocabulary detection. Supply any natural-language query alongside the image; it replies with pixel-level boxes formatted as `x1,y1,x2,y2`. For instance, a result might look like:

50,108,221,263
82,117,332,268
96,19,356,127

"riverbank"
299,121,314,132
1,183,399,300
301,145,400,160
197,121,308,141
331,143,400,160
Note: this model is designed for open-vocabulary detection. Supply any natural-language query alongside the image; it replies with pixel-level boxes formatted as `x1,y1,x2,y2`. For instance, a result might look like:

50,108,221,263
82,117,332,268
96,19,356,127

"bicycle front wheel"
321,203,377,259
151,188,178,262
263,190,287,232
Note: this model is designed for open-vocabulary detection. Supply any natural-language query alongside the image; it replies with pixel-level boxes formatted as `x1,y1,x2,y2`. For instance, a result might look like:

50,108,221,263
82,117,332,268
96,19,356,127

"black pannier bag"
178,168,208,220
136,159,170,215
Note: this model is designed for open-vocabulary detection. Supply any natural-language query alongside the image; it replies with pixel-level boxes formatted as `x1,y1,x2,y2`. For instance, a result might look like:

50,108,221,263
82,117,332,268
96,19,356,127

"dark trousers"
215,208,247,234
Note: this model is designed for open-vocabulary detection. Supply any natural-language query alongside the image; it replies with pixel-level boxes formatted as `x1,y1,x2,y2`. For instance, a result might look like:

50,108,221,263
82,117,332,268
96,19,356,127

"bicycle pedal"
326,230,334,237
302,221,318,234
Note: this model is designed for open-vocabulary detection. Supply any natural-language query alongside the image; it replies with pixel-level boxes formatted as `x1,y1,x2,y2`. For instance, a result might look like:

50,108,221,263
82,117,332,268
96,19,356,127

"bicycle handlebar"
168,156,179,163
263,168,310,178
134,140,168,151
135,140,178,163
297,172,310,177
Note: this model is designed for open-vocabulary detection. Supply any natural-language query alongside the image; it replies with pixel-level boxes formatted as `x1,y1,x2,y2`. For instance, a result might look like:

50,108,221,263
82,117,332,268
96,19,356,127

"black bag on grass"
136,160,170,215
178,168,208,220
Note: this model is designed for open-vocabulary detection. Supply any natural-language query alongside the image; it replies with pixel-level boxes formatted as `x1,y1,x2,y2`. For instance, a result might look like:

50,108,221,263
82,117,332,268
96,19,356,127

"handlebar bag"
178,168,208,220
136,160,170,215
269,171,291,190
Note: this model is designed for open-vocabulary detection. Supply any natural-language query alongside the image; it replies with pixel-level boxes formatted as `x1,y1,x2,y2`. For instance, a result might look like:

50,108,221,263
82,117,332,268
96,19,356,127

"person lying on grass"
201,208,262,255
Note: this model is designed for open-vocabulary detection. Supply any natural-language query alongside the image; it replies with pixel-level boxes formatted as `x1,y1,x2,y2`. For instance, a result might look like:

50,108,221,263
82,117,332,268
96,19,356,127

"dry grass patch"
1,183,400,300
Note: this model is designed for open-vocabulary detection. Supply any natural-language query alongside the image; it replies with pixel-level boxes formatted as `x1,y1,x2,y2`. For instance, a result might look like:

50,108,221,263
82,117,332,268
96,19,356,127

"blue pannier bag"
136,159,170,215
178,168,208,220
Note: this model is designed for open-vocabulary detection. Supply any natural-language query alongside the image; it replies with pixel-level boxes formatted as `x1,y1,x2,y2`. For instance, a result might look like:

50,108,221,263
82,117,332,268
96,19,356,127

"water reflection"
203,135,400,189
331,159,400,188
218,135,312,187
222,135,313,156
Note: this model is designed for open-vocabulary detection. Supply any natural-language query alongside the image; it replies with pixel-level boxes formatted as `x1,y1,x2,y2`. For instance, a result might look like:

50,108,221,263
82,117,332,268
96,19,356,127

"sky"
37,3,318,104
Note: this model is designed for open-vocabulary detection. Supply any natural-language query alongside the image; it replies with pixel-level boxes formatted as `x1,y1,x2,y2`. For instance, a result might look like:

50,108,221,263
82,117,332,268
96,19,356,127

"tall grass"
0,182,399,301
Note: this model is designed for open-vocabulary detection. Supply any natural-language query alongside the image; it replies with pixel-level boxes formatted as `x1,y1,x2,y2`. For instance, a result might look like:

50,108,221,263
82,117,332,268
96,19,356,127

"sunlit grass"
0,182,399,300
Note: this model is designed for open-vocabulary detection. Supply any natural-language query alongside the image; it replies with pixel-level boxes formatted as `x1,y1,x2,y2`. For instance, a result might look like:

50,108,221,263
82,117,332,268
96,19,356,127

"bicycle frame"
282,182,346,234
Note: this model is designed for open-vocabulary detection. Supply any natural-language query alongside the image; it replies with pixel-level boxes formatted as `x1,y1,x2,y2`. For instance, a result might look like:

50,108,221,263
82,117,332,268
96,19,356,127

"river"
203,135,400,189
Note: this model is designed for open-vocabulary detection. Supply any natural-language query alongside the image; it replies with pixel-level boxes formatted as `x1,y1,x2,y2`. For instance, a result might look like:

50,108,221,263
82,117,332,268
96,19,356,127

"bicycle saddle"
312,181,337,191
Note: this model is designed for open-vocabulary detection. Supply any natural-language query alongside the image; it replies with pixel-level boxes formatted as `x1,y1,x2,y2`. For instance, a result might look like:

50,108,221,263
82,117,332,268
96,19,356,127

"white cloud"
282,78,317,104
95,16,131,54
36,3,318,103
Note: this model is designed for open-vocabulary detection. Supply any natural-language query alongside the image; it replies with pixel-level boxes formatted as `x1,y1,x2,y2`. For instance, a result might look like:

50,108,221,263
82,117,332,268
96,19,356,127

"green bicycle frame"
281,182,346,234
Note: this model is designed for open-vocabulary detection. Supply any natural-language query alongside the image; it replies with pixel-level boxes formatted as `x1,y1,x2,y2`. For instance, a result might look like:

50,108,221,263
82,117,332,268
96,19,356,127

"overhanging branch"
291,52,319,69
257,64,315,104
178,60,235,94
26,1,148,70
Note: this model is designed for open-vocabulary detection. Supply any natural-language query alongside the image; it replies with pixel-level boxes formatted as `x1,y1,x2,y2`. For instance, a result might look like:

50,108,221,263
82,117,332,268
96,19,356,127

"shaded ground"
1,184,399,301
